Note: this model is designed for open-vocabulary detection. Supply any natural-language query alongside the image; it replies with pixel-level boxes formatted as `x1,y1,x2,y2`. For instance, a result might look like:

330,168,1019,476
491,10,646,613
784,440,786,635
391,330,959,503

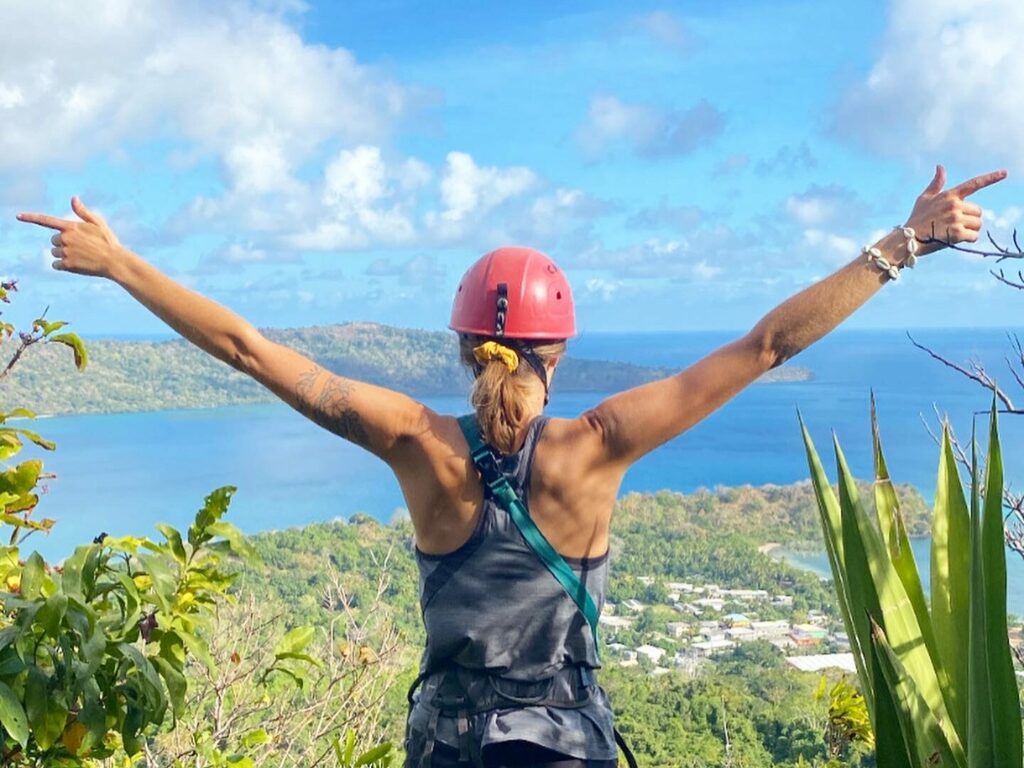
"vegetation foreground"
0,289,1020,767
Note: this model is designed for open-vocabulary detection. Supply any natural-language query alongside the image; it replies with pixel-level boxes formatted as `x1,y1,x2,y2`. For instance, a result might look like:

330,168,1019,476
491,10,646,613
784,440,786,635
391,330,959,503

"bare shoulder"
533,414,623,502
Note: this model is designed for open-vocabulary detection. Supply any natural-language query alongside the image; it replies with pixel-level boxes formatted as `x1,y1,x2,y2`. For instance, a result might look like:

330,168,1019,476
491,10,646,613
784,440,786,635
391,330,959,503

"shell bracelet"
863,226,921,281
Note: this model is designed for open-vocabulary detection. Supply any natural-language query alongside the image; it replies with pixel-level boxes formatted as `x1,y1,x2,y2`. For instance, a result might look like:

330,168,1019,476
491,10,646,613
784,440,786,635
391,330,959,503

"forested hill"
2,322,811,416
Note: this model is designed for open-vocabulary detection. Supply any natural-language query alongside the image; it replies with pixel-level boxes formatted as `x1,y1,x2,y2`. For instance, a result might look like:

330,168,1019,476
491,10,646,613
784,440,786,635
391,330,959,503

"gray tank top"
410,416,617,759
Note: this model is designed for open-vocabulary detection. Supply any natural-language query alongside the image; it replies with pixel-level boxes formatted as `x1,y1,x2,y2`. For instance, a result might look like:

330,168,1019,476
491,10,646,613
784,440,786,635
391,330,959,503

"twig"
918,226,1024,262
906,332,1019,412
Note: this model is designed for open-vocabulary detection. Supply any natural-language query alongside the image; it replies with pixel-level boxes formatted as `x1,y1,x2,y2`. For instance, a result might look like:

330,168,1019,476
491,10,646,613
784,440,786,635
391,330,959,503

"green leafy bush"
0,284,252,765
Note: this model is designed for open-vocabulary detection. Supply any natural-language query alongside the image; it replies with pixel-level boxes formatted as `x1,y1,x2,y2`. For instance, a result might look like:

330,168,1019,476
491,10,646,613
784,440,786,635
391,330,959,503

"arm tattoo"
294,365,371,447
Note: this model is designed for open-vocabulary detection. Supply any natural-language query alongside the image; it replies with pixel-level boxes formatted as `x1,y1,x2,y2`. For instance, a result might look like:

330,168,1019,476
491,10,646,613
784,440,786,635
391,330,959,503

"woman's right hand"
903,165,1007,257
17,197,126,280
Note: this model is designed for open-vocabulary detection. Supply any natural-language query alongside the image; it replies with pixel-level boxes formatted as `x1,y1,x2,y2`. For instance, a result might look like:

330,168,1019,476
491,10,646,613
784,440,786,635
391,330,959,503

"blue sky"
1,0,1022,335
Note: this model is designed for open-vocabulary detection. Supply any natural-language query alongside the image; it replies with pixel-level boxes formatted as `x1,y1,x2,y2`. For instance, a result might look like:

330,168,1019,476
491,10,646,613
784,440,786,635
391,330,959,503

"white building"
691,638,735,657
725,627,756,642
785,653,856,673
635,645,667,664
600,615,635,629
666,622,690,638
750,620,791,638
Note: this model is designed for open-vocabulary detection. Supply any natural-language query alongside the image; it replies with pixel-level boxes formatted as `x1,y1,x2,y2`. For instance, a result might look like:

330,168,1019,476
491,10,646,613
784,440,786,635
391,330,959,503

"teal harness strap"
457,415,600,650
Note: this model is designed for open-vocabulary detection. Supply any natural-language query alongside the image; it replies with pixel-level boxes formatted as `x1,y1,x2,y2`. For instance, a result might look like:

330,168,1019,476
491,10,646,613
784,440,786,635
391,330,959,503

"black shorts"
426,740,618,768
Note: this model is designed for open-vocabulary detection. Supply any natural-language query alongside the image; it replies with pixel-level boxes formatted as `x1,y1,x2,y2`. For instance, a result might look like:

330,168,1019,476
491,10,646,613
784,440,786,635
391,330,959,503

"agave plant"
799,398,1022,768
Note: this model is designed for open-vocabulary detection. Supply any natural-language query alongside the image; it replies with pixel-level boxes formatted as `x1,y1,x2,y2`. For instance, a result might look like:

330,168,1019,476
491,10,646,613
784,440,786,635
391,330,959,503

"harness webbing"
457,414,600,649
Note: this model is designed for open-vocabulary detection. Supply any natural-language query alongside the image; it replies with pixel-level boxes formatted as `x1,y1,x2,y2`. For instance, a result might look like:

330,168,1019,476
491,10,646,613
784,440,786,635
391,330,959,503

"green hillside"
1,322,811,415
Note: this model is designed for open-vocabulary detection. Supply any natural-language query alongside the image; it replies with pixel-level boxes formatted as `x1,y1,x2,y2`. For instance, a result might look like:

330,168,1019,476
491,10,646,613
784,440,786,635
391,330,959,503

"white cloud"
984,205,1022,232
581,278,623,302
576,96,725,159
631,11,694,55
836,0,1024,166
425,152,537,240
802,229,860,265
692,260,722,280
365,254,446,286
568,236,736,281
0,1,409,174
784,185,865,228
0,3,606,260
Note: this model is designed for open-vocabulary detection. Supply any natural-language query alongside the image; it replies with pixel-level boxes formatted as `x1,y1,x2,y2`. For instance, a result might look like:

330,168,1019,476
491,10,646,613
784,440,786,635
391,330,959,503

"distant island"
2,322,812,416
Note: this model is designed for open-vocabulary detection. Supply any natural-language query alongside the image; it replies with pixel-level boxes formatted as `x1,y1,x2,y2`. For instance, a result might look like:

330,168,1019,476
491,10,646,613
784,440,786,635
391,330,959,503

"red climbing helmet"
449,247,576,339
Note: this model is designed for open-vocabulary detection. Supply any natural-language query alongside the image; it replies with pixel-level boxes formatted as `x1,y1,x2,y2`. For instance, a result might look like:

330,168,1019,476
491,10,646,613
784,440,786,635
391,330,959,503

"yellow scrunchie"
473,341,519,372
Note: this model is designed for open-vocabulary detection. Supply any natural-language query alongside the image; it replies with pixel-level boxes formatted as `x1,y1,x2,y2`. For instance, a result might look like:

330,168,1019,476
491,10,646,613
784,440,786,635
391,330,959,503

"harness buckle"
473,449,509,493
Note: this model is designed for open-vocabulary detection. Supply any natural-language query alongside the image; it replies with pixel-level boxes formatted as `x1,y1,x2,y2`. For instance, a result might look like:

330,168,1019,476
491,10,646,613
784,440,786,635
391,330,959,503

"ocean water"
12,328,1024,613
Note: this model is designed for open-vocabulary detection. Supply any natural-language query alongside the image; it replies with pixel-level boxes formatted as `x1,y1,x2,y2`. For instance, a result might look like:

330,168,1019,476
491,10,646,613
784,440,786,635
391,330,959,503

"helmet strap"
515,344,551,406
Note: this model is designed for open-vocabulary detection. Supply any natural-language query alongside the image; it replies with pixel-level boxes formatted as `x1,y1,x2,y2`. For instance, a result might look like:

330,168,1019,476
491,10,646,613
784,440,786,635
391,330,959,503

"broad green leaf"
137,552,178,613
179,627,216,673
152,655,187,722
25,665,67,751
78,694,107,755
19,551,45,599
976,404,1023,768
36,592,68,637
931,424,970,739
355,743,393,766
967,425,992,768
118,643,168,723
60,545,95,601
0,512,49,530
834,436,886,722
240,729,270,748
0,646,25,677
799,416,874,717
274,626,315,657
3,408,36,421
344,729,357,764
0,460,42,497
870,397,938,673
32,319,67,336
273,651,322,667
2,493,41,516
188,486,236,547
835,440,963,765
12,428,55,451
205,520,255,560
49,332,88,369
0,679,28,748
155,523,187,565
871,620,964,768
121,700,145,756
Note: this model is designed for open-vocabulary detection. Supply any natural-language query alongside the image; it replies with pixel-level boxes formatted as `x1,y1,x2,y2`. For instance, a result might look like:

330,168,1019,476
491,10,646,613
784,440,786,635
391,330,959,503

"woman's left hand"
903,165,1007,256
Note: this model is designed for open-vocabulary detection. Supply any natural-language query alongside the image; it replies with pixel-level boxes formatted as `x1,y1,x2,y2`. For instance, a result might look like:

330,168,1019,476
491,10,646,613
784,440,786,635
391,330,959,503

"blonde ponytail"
458,336,566,455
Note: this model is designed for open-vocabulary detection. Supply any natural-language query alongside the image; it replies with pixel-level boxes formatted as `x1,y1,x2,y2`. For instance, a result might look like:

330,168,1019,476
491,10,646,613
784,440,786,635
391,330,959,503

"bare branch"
918,227,1024,262
906,332,1019,412
992,269,1024,290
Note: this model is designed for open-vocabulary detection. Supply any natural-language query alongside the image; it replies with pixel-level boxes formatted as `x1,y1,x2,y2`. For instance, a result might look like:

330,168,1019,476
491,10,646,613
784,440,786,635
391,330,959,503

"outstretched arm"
17,198,428,461
582,165,1007,467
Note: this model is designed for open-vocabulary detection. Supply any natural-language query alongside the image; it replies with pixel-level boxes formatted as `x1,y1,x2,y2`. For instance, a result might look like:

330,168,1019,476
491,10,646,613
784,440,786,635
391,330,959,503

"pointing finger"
16,212,72,231
953,169,1008,198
